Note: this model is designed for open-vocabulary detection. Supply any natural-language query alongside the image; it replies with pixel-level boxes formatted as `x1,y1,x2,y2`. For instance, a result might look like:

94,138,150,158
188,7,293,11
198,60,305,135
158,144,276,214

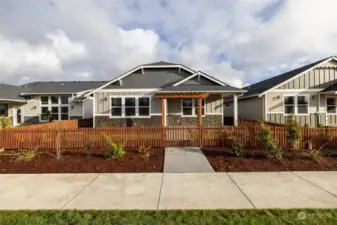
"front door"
13,107,23,126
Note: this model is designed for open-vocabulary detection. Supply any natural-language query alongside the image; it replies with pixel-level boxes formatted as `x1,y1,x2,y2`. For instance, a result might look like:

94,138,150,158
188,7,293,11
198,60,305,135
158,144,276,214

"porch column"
161,98,166,127
198,98,202,126
233,94,238,126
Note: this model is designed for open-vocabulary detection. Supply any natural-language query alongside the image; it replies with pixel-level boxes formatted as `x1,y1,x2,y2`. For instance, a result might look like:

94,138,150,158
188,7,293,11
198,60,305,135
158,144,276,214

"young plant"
102,133,125,159
317,123,324,128
84,143,93,156
307,140,328,163
3,147,40,163
55,131,62,160
286,114,302,152
259,122,283,161
231,141,246,157
0,116,11,128
138,145,151,160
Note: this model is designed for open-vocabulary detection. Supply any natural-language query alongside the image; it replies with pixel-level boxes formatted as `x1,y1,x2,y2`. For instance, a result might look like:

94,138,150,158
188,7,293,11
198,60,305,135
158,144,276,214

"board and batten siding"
95,92,223,115
277,60,337,89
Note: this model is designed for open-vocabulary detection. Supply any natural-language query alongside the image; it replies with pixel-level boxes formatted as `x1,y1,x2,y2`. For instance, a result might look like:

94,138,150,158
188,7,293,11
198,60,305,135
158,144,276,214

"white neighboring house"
224,56,337,127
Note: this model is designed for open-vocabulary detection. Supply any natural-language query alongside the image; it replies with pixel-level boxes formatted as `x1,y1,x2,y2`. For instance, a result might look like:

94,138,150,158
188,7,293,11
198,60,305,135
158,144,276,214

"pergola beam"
155,93,209,99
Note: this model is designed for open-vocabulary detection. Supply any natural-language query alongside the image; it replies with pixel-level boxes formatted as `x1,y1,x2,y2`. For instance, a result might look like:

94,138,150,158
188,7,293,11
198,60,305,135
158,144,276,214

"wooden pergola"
155,92,209,127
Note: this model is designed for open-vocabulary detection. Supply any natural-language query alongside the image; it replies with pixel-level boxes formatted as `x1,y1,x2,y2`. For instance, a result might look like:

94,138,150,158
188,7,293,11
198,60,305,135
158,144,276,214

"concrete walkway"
0,172,337,210
164,147,214,173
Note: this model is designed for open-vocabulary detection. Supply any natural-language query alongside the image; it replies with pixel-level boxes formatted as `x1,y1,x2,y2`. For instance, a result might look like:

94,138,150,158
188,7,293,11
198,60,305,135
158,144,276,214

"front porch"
155,90,240,127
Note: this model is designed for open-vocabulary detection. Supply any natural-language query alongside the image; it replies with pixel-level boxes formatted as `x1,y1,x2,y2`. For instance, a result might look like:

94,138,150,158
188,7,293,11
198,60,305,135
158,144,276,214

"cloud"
0,0,336,87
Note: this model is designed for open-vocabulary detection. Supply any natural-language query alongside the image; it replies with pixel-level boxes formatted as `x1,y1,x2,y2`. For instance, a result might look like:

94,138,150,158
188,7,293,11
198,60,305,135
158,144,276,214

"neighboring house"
0,61,245,127
0,81,106,126
224,56,337,127
81,61,245,127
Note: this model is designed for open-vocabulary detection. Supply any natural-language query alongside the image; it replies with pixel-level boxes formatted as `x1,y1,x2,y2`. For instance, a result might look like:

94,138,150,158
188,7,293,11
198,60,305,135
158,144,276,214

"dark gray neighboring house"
224,56,337,127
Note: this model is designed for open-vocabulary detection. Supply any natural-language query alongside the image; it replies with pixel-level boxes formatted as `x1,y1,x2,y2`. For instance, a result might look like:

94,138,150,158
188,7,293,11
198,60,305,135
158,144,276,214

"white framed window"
181,99,205,117
109,96,151,118
40,96,70,121
0,103,8,116
327,97,336,114
283,94,309,115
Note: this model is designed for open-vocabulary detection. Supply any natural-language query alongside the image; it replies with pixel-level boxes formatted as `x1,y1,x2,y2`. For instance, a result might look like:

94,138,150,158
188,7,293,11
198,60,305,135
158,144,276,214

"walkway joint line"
156,173,165,210
226,173,256,208
60,173,102,209
291,172,337,199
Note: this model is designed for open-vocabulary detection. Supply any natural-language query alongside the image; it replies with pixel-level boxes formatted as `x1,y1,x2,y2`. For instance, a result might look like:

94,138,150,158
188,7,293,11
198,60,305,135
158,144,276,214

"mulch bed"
0,148,164,173
202,148,337,172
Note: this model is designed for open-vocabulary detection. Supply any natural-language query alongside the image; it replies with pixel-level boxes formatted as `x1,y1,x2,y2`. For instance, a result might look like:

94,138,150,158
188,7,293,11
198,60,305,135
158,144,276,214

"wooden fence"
1,125,337,150
19,120,79,129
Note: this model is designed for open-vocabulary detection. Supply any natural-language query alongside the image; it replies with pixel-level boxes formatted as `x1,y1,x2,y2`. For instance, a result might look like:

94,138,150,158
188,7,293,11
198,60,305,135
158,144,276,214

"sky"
0,0,336,88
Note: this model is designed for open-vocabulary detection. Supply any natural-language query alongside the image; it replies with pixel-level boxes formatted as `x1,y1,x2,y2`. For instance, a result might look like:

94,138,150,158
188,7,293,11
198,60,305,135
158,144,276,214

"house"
0,81,106,126
224,56,337,127
0,61,245,127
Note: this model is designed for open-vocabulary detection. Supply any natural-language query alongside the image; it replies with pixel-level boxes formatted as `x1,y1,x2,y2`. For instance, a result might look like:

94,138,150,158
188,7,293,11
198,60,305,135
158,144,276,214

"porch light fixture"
312,95,316,100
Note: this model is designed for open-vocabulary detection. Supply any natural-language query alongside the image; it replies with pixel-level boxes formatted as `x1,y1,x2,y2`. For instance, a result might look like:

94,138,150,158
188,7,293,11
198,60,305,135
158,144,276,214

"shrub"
1,147,39,163
231,141,246,157
259,122,283,161
286,114,302,152
317,123,324,128
84,143,93,156
309,149,322,163
138,145,151,160
0,116,11,128
304,124,309,128
103,133,125,159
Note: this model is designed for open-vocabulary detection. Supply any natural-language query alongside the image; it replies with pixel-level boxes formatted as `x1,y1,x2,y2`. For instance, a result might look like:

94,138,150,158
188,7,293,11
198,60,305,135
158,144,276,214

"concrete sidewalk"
164,147,214,173
0,172,336,210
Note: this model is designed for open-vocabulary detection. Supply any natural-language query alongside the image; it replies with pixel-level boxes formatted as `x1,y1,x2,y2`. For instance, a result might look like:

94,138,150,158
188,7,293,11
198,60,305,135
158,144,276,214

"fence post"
199,126,203,147
162,126,165,148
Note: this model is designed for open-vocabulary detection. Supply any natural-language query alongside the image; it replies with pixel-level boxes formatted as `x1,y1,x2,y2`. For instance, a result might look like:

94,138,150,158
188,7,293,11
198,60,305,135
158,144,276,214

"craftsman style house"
0,61,245,127
224,56,337,127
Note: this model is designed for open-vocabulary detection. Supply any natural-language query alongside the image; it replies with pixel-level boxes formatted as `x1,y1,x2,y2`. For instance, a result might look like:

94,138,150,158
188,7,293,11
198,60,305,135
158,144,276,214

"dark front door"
17,108,22,124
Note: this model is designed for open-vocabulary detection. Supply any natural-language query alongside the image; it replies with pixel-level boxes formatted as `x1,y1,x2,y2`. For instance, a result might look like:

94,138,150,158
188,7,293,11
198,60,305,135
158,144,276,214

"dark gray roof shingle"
242,57,331,98
143,61,179,66
21,81,107,94
321,83,337,93
0,83,27,101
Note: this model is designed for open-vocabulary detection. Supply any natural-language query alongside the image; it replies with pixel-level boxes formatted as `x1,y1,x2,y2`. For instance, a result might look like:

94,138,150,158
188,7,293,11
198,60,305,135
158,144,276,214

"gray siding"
224,96,263,120
266,113,318,127
277,61,337,89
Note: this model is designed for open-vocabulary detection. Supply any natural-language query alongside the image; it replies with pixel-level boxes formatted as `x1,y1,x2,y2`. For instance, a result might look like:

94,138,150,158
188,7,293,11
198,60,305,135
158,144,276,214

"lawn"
0,209,336,225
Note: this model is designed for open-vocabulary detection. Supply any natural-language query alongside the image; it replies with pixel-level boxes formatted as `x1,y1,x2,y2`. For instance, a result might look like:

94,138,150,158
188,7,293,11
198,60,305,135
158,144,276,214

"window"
40,96,70,121
297,96,308,114
327,98,336,114
284,95,309,115
182,99,206,116
0,104,8,116
139,97,150,116
111,97,122,116
110,96,151,117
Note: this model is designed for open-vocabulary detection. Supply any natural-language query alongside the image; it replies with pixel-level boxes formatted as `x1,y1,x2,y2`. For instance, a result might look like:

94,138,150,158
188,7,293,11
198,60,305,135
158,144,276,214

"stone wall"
95,116,162,127
167,115,223,126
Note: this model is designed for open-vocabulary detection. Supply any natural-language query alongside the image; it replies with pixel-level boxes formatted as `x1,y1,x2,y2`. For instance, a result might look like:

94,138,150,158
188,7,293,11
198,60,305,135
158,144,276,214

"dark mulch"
0,148,164,173
202,148,337,172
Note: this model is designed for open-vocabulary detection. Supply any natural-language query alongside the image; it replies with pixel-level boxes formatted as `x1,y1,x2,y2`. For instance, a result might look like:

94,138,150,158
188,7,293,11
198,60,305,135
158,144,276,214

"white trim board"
95,89,159,93
268,89,324,93
259,56,337,97
172,71,227,86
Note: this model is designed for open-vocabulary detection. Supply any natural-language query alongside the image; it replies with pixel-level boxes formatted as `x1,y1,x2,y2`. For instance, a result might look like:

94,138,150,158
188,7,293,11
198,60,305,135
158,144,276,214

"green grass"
0,209,336,225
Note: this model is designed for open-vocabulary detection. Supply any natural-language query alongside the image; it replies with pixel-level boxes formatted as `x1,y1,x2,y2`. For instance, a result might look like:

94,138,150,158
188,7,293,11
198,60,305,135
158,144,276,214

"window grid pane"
41,97,48,105
51,96,58,104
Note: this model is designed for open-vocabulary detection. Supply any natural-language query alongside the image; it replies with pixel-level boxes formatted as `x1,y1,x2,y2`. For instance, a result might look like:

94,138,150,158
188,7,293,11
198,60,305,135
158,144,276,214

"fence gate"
164,126,201,147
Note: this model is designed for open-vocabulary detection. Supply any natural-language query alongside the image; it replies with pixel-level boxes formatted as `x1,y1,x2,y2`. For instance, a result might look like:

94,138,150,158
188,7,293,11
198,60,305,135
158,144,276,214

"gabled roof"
0,83,27,102
143,61,178,66
321,83,337,93
172,71,228,86
242,56,336,99
20,81,107,95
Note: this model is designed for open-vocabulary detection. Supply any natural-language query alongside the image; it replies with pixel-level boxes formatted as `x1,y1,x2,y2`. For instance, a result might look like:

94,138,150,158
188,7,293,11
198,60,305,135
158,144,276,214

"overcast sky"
0,0,336,87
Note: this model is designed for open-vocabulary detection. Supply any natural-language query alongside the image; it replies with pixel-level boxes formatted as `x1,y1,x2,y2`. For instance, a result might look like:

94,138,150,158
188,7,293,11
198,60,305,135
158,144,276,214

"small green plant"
317,123,324,128
231,141,246,157
259,122,283,161
84,143,93,156
286,114,302,152
138,145,151,160
304,124,309,128
1,147,39,163
0,116,11,128
309,149,322,163
103,133,125,159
